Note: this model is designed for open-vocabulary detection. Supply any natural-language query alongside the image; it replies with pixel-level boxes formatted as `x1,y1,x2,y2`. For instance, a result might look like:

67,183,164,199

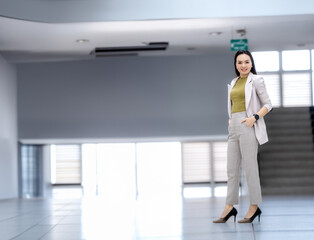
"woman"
213,50,272,223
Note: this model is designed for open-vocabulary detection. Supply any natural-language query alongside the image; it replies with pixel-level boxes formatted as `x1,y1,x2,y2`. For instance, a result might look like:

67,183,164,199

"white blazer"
228,72,272,145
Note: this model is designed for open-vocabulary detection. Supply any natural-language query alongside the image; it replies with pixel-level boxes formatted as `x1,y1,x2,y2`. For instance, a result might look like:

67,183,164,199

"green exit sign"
230,39,248,51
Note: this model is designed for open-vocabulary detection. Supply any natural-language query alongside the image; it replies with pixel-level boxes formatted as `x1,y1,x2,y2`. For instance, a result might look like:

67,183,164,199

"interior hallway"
1,186,314,240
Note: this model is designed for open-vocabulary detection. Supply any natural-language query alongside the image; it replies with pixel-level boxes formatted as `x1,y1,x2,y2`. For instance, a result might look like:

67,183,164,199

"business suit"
228,72,272,145
226,72,272,205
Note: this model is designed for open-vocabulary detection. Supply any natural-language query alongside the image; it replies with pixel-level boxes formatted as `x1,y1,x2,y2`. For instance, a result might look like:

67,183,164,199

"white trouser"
226,111,262,205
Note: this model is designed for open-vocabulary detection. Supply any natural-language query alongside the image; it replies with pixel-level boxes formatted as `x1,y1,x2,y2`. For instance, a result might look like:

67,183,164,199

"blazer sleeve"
253,76,273,112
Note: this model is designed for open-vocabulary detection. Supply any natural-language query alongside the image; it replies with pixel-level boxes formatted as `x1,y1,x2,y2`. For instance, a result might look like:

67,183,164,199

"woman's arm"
242,77,272,127
255,77,272,112
241,106,268,127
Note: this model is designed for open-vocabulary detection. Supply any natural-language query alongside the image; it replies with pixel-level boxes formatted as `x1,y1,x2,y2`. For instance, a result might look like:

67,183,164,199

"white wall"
1,0,314,22
0,54,18,199
17,54,234,140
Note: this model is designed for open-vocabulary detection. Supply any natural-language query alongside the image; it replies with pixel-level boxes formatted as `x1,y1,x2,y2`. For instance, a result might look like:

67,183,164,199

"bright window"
282,50,310,71
282,73,312,107
97,143,136,199
81,142,181,199
252,50,313,107
51,145,81,184
181,141,228,184
261,74,281,108
81,143,136,198
136,142,182,197
252,51,279,72
213,142,227,182
182,142,211,183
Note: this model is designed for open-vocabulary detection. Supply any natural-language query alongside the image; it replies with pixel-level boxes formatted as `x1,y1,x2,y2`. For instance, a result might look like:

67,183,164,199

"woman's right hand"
228,119,231,125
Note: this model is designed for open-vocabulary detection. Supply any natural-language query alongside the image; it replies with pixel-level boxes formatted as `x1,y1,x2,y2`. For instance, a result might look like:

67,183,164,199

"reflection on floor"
1,186,314,239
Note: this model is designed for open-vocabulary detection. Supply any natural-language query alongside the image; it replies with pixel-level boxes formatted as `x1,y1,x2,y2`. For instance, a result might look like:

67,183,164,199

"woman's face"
236,54,252,77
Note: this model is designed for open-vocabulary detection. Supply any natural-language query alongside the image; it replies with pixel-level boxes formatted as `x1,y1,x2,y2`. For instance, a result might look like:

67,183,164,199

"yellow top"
230,77,247,113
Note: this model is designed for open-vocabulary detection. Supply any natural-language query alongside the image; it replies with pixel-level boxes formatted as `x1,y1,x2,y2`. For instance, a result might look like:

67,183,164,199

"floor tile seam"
57,214,82,217
36,213,70,240
54,203,76,212
137,236,181,240
38,221,65,240
182,217,265,221
254,229,314,233
39,213,68,226
261,206,314,208
181,230,255,235
58,204,83,213
51,200,78,208
137,230,257,239
49,223,86,226
45,215,82,226
0,210,43,224
0,215,21,223
252,223,257,240
3,212,57,226
182,217,230,220
8,222,55,240
181,208,224,211
253,215,314,218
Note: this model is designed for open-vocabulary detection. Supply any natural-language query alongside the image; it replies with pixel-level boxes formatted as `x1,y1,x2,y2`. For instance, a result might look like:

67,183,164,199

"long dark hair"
234,50,257,76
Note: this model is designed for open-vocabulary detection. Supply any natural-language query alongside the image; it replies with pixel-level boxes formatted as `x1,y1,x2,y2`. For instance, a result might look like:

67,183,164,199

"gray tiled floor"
1,193,314,239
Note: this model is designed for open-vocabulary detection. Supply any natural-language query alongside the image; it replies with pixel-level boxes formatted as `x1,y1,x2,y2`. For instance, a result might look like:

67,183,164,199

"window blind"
282,73,312,107
182,141,228,184
213,142,228,182
52,145,81,184
182,142,211,183
262,74,281,108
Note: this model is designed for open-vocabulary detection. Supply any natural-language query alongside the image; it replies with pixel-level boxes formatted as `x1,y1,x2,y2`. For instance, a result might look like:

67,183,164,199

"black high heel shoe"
238,207,262,223
213,207,238,223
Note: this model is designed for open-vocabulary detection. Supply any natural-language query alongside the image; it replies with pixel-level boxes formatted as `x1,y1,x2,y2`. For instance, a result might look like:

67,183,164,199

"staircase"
258,107,314,195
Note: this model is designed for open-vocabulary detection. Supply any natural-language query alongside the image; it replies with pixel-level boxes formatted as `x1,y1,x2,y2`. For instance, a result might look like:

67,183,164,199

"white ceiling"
0,14,314,63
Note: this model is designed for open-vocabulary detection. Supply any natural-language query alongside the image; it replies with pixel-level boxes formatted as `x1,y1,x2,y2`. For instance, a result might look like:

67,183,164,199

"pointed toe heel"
213,207,238,223
238,207,262,223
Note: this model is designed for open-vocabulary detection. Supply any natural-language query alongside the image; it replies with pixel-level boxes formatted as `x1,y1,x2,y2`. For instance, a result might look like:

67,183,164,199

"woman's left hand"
241,116,256,128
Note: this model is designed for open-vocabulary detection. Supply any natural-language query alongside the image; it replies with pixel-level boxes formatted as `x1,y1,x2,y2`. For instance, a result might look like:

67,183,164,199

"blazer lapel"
230,77,238,89
245,72,253,110
227,84,232,118
228,76,239,118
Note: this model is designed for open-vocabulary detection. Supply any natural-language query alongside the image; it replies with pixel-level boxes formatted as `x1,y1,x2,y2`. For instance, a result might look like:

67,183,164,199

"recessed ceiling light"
76,39,89,43
236,29,246,37
209,32,222,36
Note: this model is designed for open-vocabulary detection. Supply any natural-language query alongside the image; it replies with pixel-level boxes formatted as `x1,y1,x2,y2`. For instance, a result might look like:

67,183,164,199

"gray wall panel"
0,54,18,199
18,54,234,139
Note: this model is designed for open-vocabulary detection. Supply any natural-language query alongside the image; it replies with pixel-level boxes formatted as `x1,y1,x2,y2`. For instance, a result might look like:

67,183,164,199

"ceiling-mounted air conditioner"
92,42,169,57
